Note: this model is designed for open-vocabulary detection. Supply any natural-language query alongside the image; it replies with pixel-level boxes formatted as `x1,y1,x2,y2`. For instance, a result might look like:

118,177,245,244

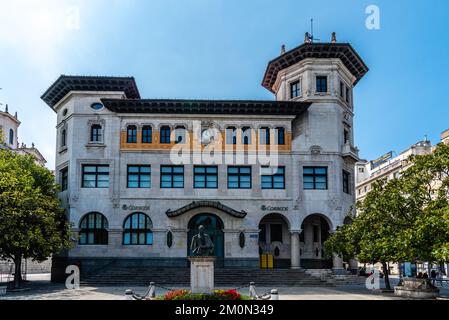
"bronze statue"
190,225,214,256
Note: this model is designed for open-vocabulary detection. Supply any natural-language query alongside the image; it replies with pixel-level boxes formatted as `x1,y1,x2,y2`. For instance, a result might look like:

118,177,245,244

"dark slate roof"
262,43,369,93
166,201,247,218
41,75,141,108
101,98,311,115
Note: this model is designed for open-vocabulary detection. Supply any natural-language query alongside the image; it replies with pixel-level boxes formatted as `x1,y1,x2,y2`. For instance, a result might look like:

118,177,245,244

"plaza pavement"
1,273,448,300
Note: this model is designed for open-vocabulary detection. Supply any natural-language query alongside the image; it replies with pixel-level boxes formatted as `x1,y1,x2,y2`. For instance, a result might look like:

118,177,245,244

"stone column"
349,258,359,274
332,253,345,274
290,230,301,269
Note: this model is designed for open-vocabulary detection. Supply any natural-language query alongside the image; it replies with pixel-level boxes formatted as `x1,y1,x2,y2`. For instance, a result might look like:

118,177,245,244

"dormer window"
316,76,328,93
90,124,102,143
290,80,300,99
127,125,137,143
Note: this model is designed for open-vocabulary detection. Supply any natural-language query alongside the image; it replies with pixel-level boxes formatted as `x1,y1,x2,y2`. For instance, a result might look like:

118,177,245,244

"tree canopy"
0,150,71,288
325,143,449,289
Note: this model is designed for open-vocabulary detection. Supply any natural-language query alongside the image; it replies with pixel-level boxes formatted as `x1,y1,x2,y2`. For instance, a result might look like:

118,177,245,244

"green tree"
325,143,449,290
0,150,71,288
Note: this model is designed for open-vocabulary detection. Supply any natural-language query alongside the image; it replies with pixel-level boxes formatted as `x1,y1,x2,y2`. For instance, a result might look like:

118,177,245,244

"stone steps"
81,267,336,287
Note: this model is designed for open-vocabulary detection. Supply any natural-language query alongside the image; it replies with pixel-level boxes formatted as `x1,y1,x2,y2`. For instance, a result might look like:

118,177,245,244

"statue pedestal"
188,256,216,294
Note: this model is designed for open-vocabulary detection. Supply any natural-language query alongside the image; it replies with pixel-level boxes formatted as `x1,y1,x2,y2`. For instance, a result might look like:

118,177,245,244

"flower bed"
161,289,248,300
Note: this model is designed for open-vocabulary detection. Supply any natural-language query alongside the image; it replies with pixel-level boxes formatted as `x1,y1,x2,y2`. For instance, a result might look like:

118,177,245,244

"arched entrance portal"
188,213,224,267
300,214,332,269
258,213,291,268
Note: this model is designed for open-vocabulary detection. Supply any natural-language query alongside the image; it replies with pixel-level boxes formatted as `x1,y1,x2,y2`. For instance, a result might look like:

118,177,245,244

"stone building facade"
41,35,369,281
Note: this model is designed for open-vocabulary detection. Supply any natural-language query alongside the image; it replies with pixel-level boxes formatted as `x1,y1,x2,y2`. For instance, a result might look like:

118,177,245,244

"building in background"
0,104,46,166
41,33,369,281
355,129,449,275
0,104,49,277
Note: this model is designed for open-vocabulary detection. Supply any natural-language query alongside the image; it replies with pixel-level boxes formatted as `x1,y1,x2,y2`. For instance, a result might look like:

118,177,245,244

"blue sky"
0,0,448,169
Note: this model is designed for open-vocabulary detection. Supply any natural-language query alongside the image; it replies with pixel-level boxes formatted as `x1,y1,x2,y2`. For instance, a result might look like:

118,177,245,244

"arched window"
276,127,285,145
160,126,171,144
242,127,251,145
90,124,102,142
142,125,152,143
226,127,236,145
175,126,186,144
61,129,66,147
123,212,153,245
79,212,108,245
127,125,137,143
259,127,270,145
9,129,14,145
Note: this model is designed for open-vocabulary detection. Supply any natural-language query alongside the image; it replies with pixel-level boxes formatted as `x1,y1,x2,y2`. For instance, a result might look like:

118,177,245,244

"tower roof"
41,75,140,108
262,42,369,93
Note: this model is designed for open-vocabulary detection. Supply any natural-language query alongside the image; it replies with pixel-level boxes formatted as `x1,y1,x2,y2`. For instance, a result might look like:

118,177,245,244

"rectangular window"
261,166,285,189
60,167,68,191
270,224,283,243
340,81,344,98
194,166,218,189
82,165,109,188
316,76,328,93
142,126,152,143
227,166,251,189
346,87,351,103
290,80,300,98
343,170,350,194
344,128,350,144
160,165,184,188
91,125,102,142
303,167,328,190
127,165,151,188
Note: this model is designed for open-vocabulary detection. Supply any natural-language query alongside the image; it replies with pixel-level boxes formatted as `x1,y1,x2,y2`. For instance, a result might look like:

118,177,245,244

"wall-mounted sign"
370,151,393,170
122,204,151,211
261,205,288,212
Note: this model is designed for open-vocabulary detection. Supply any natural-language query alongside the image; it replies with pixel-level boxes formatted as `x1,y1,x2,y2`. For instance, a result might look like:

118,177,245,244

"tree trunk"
13,256,23,289
381,262,391,290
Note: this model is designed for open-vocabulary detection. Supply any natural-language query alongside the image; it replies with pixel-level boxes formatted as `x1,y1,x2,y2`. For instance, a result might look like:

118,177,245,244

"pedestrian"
423,272,429,279
417,272,423,279
431,270,437,285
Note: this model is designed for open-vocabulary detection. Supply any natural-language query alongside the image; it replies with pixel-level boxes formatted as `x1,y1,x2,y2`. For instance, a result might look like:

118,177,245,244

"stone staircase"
81,265,336,287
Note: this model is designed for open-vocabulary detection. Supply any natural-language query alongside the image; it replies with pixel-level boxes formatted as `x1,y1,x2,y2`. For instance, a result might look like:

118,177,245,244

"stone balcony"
342,143,359,163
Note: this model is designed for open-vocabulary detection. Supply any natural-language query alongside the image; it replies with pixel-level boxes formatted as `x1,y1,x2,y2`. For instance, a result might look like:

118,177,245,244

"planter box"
394,278,439,299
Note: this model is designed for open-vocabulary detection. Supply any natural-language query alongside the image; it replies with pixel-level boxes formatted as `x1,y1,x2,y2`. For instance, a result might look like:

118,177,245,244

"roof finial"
280,44,286,55
304,32,312,44
14,111,18,119
331,32,337,43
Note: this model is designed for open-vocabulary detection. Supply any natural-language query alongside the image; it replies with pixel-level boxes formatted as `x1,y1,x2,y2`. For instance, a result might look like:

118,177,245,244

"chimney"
280,44,286,55
331,32,337,43
14,111,18,119
5,104,8,113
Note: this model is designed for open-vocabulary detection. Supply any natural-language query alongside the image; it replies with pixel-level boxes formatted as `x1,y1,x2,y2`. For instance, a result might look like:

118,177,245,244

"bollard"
148,282,156,299
125,289,134,300
249,282,257,300
270,289,279,300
